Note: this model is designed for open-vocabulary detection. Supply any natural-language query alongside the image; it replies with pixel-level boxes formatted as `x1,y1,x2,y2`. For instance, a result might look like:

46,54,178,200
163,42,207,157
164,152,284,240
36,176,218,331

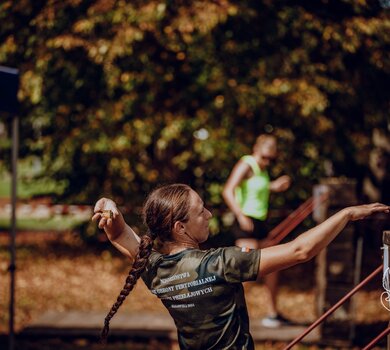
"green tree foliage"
0,0,389,213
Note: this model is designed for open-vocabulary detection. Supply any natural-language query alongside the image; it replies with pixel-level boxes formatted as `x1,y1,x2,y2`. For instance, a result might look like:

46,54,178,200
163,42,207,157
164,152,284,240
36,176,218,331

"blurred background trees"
0,0,389,218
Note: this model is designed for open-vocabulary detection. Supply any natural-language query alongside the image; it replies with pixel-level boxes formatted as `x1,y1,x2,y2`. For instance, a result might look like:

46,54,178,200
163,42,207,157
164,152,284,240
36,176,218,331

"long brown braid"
100,233,155,342
100,184,191,343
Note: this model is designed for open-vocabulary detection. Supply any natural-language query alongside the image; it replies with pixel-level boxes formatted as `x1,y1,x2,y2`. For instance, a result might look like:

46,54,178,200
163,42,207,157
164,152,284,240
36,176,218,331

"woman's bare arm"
222,160,254,231
92,198,141,260
259,203,390,276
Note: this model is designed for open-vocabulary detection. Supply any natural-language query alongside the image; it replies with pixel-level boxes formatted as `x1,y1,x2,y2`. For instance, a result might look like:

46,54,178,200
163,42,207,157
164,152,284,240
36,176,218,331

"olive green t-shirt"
141,246,261,350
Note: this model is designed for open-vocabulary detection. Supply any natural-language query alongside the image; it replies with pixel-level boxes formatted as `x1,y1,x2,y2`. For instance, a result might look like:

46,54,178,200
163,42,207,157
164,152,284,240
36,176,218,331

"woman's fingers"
367,203,388,211
92,211,113,229
91,212,101,221
349,203,389,221
92,211,111,222
373,204,390,212
98,216,108,229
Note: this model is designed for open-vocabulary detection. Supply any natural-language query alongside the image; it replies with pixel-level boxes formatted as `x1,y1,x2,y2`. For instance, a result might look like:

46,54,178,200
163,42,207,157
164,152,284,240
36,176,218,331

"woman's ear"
172,221,185,236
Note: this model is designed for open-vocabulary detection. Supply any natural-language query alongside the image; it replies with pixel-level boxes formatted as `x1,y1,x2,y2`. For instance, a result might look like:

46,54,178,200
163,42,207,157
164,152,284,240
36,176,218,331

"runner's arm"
223,160,252,224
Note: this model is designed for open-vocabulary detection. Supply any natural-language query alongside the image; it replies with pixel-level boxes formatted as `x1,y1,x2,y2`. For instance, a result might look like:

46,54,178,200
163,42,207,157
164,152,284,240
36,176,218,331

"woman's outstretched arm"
259,203,390,276
92,197,140,260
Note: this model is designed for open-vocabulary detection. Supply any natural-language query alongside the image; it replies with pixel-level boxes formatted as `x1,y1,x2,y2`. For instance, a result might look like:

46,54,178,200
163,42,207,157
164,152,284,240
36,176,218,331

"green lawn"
0,164,86,231
0,174,66,199
0,174,11,197
0,216,87,231
0,158,66,199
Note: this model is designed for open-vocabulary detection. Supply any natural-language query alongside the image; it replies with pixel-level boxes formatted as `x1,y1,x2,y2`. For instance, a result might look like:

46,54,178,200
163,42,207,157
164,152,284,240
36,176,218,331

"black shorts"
232,217,268,241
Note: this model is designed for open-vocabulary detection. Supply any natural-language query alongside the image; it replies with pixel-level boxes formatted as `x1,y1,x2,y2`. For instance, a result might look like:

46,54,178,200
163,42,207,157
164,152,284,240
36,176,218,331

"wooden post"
313,178,358,346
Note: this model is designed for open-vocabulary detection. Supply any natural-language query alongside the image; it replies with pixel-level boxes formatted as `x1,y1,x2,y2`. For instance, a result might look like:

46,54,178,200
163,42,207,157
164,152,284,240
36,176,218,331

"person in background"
222,134,292,328
93,183,389,349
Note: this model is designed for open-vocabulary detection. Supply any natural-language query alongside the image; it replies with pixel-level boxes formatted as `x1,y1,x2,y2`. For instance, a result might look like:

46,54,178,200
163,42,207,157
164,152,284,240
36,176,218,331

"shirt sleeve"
207,247,261,283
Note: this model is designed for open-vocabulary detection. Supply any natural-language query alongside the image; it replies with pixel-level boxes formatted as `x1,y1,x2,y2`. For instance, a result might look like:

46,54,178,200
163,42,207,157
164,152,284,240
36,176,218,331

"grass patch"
0,158,66,199
0,175,11,197
0,174,66,199
0,217,87,231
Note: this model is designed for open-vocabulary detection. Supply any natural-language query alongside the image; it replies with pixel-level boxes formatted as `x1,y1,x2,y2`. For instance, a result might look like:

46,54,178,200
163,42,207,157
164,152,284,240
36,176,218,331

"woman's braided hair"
100,184,191,343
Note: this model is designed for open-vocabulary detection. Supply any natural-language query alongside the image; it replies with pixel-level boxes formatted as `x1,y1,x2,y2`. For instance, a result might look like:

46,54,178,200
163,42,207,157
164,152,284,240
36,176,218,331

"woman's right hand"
92,197,126,241
237,214,254,232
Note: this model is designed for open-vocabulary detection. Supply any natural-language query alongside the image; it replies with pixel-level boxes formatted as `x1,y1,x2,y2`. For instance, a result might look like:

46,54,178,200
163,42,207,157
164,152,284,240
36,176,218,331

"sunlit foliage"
0,0,389,214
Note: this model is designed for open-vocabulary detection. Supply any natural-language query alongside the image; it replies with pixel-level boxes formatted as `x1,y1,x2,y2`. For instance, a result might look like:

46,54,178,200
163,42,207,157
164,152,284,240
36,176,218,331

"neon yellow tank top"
234,155,270,220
